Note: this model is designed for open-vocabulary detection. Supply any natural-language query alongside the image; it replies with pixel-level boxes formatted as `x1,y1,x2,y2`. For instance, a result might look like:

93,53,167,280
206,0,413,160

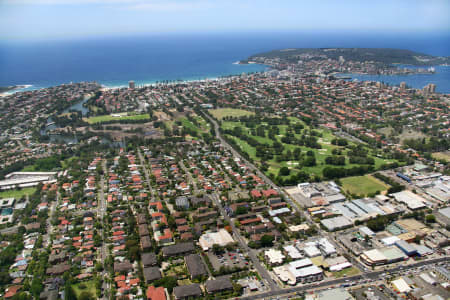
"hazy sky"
1,0,449,40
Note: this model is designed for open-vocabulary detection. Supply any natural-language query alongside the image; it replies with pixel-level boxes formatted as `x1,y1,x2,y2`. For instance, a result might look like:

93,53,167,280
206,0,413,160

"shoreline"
2,63,270,94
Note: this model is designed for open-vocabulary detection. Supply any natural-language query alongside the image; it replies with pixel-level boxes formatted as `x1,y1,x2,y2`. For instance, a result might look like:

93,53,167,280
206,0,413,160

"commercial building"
360,246,408,266
283,245,303,259
274,258,323,285
198,229,234,251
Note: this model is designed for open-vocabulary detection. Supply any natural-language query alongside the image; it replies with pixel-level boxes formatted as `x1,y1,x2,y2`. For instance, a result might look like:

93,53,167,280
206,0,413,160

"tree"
212,244,224,255
425,214,436,223
154,276,178,293
260,235,274,247
279,166,290,176
79,291,94,300
64,283,77,300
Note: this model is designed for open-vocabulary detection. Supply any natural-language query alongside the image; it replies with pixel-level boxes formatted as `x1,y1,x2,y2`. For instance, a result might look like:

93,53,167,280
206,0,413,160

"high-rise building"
400,82,406,90
429,83,436,93
129,80,135,89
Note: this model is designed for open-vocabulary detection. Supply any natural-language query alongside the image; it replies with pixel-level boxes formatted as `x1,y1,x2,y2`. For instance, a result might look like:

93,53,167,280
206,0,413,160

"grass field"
84,113,149,124
341,175,389,197
333,266,360,278
209,108,254,120
0,187,36,199
222,116,398,180
72,281,97,298
432,151,450,162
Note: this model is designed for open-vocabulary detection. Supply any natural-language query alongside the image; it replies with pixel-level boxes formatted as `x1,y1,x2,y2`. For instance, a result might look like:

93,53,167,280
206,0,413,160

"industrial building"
0,172,57,190
321,216,353,231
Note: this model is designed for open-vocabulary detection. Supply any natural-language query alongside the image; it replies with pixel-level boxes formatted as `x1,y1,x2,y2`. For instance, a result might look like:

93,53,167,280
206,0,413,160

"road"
202,111,449,298
42,192,58,248
210,193,279,291
203,112,303,214
98,159,109,300
238,256,449,300
137,150,155,198
203,112,368,273
179,159,199,194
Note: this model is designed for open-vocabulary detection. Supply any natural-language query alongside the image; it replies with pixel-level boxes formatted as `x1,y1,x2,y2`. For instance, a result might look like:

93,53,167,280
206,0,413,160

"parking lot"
237,277,269,295
353,286,391,300
208,250,249,271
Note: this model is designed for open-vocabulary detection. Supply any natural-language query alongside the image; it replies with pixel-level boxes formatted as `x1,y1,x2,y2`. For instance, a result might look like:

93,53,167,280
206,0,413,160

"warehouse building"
321,216,353,231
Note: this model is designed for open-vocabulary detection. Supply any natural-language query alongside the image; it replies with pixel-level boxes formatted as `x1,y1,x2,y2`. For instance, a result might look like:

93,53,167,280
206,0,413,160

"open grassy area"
72,281,97,298
333,266,360,278
83,113,150,124
432,151,450,162
209,108,254,120
0,187,36,199
222,116,398,181
341,175,390,196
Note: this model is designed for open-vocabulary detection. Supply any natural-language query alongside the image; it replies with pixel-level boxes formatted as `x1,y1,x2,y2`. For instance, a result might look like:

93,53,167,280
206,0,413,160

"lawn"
333,266,360,278
209,108,254,120
0,187,36,199
83,113,150,124
72,281,97,298
432,151,450,162
221,116,399,182
341,175,390,197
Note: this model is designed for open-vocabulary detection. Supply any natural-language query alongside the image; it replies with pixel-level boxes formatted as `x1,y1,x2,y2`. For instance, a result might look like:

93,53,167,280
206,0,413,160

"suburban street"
138,150,155,198
210,193,280,291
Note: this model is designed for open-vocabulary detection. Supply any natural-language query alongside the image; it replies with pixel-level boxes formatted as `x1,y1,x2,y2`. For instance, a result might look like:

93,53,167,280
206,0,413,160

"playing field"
341,175,389,196
432,151,450,162
84,113,149,124
0,187,36,199
209,108,254,120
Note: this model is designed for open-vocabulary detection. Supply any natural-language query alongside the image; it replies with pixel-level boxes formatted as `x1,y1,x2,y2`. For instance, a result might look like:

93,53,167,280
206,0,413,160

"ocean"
0,31,449,92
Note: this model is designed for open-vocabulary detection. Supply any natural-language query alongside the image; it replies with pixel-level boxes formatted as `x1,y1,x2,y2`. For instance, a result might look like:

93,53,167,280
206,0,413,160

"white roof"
283,245,303,259
381,236,401,246
289,264,322,278
392,190,427,209
392,278,411,293
438,206,450,219
304,245,321,257
268,207,291,216
198,229,234,250
363,249,386,262
318,238,336,255
359,226,375,236
265,248,285,264
290,258,313,269
329,262,352,272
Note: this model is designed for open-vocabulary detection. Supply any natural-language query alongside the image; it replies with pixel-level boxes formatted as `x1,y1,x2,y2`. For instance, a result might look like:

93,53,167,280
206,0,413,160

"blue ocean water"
0,32,449,92
341,65,450,94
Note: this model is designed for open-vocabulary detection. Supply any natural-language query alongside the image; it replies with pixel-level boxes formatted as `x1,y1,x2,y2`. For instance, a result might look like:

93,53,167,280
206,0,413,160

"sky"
0,0,449,40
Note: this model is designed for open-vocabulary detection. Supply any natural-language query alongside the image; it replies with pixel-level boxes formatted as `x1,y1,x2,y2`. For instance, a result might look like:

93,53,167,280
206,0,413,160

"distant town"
0,48,449,300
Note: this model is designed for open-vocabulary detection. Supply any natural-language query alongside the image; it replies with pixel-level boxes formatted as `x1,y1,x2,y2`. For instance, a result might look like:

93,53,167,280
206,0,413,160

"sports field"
209,108,254,120
0,187,36,199
84,113,149,124
432,151,450,162
341,175,389,196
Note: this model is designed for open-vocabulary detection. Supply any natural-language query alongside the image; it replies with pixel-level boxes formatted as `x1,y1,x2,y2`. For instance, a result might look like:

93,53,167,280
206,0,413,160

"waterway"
338,65,450,94
41,94,124,147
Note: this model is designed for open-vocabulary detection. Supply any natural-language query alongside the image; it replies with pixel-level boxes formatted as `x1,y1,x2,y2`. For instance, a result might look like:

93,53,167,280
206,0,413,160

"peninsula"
242,48,450,75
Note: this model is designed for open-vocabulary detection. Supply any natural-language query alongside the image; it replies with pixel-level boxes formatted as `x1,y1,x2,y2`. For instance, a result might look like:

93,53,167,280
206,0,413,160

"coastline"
2,63,270,94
